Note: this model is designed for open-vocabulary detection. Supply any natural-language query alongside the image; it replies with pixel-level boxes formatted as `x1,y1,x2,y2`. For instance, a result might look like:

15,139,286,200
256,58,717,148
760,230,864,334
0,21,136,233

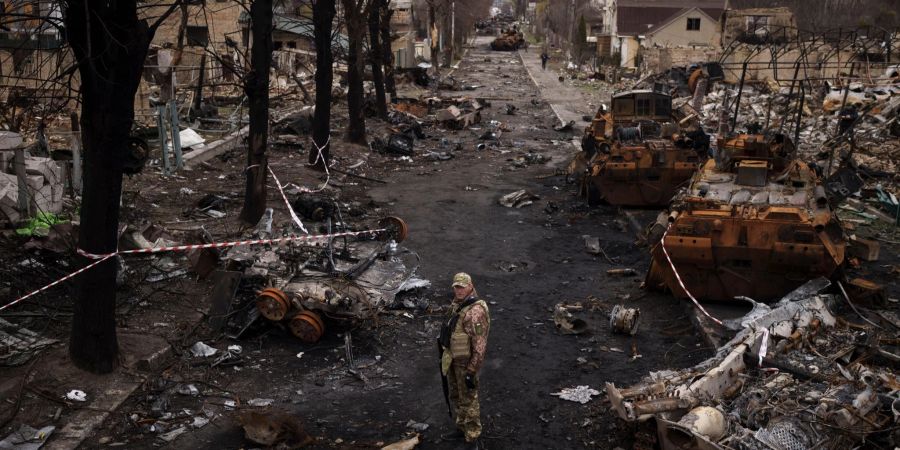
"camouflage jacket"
451,297,490,373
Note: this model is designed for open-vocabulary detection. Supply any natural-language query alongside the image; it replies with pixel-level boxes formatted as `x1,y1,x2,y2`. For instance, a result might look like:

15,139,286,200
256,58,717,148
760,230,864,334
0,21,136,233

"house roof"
617,6,723,36
238,13,349,51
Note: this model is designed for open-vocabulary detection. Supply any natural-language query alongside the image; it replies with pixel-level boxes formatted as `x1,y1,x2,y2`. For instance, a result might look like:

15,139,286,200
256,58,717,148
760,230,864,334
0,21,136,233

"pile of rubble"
0,131,65,223
605,279,900,449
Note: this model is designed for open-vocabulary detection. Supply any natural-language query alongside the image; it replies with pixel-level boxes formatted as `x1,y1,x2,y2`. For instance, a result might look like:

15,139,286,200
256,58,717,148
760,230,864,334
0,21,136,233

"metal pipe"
827,62,856,176
730,60,749,132
792,82,805,146
170,101,183,169
157,105,171,175
778,61,802,135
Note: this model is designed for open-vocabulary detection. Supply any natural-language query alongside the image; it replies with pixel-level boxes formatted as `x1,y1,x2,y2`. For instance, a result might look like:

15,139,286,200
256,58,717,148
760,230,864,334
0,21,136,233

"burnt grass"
10,37,895,450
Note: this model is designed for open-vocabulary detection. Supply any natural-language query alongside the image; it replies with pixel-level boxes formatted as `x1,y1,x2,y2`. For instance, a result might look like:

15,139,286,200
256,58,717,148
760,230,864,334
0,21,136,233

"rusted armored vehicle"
490,28,525,51
646,134,846,302
574,89,709,206
253,217,420,343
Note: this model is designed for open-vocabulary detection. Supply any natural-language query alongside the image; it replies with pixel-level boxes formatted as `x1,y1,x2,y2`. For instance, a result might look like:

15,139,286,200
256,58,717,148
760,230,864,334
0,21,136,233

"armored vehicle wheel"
256,288,290,322
289,310,326,343
378,216,409,243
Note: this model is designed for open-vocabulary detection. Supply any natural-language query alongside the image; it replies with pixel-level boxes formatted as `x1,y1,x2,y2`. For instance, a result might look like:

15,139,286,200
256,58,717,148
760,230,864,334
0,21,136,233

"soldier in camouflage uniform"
439,272,490,448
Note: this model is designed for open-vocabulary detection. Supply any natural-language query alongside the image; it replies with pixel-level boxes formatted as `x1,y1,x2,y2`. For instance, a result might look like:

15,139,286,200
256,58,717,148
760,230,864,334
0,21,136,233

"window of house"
186,25,209,47
746,15,769,34
686,18,700,31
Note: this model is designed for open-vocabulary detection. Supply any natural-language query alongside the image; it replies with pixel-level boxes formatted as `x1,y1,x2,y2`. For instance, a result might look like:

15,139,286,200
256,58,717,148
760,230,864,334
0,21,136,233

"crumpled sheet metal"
606,293,838,422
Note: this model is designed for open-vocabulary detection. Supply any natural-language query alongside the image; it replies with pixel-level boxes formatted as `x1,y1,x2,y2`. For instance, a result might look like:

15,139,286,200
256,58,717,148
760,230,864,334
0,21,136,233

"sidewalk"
517,49,594,126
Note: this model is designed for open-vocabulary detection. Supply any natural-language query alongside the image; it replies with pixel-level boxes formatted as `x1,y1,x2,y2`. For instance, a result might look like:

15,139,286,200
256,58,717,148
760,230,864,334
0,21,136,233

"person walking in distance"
541,51,549,70
438,273,490,448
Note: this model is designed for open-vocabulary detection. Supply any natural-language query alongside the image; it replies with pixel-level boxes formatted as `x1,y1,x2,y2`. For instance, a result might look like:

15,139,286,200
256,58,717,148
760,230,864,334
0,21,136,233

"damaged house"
617,0,725,71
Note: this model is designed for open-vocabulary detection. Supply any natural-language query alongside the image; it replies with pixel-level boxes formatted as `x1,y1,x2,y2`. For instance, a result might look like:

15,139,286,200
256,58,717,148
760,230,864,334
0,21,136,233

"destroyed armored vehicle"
490,29,526,51
574,89,709,206
606,280,899,449
252,217,424,343
646,133,846,301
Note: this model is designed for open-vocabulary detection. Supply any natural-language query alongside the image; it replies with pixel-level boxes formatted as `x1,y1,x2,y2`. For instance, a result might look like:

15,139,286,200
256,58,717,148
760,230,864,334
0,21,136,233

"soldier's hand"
464,372,476,389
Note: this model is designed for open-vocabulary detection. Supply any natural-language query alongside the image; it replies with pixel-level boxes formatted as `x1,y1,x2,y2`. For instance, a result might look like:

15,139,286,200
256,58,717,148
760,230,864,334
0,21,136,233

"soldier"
438,273,490,448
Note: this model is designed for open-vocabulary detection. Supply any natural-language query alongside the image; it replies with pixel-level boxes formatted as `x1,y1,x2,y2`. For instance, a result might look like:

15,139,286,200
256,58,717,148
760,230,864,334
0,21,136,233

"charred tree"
379,2,396,101
428,1,440,79
239,0,274,225
310,0,336,168
368,0,388,120
341,0,374,144
64,0,176,373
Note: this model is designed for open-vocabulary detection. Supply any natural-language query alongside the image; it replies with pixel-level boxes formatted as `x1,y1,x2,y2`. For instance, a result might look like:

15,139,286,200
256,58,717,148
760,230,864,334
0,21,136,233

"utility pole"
451,1,455,60
570,0,576,57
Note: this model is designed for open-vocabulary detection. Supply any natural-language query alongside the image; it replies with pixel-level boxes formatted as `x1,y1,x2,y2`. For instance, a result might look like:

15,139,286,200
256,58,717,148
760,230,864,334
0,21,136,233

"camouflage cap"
451,272,472,288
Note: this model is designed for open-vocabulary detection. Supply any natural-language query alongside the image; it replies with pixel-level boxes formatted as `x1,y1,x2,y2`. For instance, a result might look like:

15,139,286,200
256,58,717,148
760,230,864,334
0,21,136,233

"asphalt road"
85,36,710,450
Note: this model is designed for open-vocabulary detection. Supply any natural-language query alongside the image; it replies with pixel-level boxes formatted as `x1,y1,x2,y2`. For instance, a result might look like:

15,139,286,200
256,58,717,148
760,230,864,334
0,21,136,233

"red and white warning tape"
0,254,116,312
268,165,308,234
1,228,386,312
77,228,385,259
659,224,724,326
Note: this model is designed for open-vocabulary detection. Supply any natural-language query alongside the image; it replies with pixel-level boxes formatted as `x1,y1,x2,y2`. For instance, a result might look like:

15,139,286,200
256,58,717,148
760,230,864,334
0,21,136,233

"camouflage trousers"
447,365,481,441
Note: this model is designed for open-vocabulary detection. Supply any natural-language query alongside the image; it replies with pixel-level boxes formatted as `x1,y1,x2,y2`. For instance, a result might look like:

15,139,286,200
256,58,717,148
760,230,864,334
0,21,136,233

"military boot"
458,438,481,450
441,429,465,441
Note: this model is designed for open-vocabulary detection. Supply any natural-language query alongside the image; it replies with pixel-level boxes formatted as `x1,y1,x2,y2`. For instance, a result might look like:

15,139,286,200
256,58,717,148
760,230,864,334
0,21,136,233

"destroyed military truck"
490,28,526,51
646,133,846,301
251,217,424,343
573,89,709,206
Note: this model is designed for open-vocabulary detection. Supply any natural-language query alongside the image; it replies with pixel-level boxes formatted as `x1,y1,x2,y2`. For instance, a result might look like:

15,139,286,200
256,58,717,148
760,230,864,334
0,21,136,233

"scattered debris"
551,385,601,404
189,341,218,358
247,398,274,407
605,285,899,448
553,303,588,335
381,434,420,450
609,305,640,335
498,190,539,208
0,424,55,450
238,410,313,448
606,268,636,277
0,318,57,366
65,390,87,402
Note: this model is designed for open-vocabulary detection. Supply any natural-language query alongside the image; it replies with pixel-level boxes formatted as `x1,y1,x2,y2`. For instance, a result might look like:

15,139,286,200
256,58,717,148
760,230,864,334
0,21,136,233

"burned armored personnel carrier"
575,89,709,206
251,217,423,343
490,28,525,51
646,134,846,301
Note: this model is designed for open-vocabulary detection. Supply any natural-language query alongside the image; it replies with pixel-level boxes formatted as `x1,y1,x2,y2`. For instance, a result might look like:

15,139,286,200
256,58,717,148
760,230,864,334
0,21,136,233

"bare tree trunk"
379,3,396,101
343,0,368,144
443,6,452,67
429,2,440,79
311,0,336,168
65,0,155,374
368,0,388,120
239,0,273,225
189,53,206,120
